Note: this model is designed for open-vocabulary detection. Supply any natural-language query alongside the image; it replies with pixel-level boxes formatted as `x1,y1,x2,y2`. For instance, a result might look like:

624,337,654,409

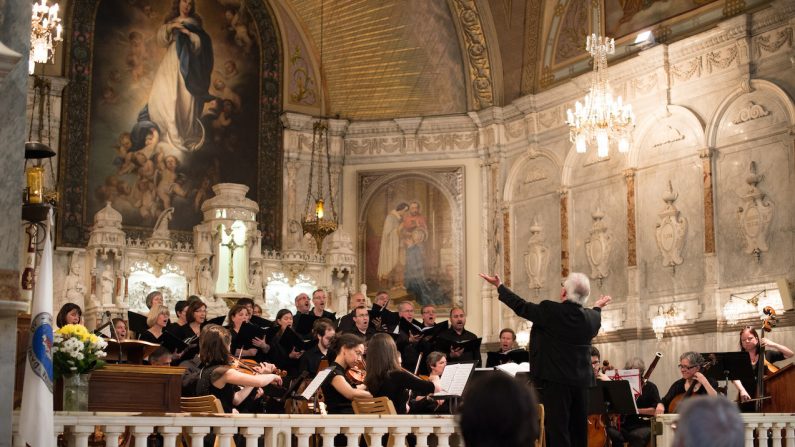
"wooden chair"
180,395,224,413
353,397,397,447
536,403,545,447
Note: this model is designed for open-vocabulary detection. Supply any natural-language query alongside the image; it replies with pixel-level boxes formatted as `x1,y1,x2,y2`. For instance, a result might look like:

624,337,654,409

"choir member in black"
138,304,171,344
111,318,128,340
420,305,436,328
145,291,163,310
480,272,611,447
336,292,368,333
226,304,259,358
348,305,376,341
320,333,372,414
731,326,793,412
436,307,478,363
459,372,540,447
252,304,263,317
177,300,207,342
485,328,518,367
292,293,312,337
236,297,271,356
56,302,82,328
393,301,423,370
658,351,718,414
174,300,188,326
299,318,336,377
606,357,662,447
310,289,336,321
195,324,283,413
365,333,435,414
370,291,396,332
267,309,303,377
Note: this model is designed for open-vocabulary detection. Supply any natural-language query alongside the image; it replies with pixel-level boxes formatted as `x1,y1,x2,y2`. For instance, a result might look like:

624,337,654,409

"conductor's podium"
54,364,185,412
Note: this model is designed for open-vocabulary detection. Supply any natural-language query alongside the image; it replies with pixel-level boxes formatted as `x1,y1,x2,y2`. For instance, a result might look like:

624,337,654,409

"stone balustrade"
654,413,795,447
12,412,459,447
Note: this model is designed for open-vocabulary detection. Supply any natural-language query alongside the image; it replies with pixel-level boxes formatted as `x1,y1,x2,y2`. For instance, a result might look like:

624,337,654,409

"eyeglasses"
677,364,697,370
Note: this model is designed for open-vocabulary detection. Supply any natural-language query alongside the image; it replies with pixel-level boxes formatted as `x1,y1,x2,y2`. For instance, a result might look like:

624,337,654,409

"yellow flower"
89,334,99,344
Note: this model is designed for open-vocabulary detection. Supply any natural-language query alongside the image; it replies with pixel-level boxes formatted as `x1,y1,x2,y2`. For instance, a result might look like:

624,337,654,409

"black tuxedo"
497,284,601,447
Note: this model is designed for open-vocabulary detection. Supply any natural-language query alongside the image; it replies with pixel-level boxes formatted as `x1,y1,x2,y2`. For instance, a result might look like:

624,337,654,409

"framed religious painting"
358,167,465,312
58,0,283,248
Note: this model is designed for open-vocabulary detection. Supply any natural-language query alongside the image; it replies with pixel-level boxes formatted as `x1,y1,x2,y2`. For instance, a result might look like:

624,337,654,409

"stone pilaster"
700,147,716,254
624,169,637,267
559,189,569,277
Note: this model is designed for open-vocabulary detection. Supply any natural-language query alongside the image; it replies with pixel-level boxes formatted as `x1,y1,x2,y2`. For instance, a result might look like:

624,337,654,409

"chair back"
352,396,397,415
536,403,545,447
180,395,224,414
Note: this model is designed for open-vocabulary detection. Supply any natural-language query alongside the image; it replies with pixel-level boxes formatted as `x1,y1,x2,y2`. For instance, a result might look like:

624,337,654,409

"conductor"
480,272,611,447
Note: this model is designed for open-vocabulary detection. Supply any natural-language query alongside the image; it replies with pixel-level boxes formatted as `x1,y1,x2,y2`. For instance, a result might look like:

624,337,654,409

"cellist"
657,351,718,414
731,326,793,412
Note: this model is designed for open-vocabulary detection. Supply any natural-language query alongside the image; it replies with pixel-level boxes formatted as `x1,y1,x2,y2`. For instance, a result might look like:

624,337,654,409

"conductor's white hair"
563,273,590,306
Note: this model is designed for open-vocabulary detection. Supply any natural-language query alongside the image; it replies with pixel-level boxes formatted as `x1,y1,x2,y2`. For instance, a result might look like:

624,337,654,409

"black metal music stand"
589,380,638,415
700,352,755,389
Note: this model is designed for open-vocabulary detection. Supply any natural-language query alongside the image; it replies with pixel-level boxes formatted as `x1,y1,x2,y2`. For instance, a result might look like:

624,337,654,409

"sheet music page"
300,367,333,400
435,363,474,396
496,362,530,377
606,369,641,398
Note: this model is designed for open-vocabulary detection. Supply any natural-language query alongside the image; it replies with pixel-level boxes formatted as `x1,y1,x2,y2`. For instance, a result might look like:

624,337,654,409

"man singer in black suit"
479,272,611,447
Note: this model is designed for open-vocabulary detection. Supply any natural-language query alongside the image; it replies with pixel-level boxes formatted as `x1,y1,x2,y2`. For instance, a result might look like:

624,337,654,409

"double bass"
755,306,777,412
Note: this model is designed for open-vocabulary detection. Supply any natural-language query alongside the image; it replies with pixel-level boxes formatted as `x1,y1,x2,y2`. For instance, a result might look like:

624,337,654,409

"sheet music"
495,362,530,377
299,367,333,400
605,368,641,398
434,362,474,397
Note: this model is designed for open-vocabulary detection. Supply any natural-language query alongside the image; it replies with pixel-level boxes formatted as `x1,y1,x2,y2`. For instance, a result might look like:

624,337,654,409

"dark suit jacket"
497,284,601,387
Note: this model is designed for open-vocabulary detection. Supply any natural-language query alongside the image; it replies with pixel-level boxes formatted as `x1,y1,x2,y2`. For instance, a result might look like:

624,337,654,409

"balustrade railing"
654,413,795,447
12,412,459,447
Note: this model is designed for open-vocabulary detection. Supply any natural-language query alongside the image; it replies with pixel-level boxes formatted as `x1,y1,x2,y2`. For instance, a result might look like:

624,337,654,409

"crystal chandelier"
301,121,337,253
29,0,63,75
566,33,635,158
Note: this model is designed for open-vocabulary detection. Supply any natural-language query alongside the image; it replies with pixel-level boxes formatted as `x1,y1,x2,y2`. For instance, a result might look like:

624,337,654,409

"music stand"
589,380,638,416
701,352,755,387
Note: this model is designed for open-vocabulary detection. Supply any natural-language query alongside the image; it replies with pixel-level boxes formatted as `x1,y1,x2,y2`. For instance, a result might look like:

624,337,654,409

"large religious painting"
605,0,720,39
358,168,465,310
58,0,283,248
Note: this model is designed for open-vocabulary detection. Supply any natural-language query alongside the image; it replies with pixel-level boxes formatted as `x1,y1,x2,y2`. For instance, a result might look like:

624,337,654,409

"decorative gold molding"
520,0,542,95
449,0,495,109
0,269,22,302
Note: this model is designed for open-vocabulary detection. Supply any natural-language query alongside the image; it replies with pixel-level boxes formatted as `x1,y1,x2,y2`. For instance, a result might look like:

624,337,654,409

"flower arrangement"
52,324,107,378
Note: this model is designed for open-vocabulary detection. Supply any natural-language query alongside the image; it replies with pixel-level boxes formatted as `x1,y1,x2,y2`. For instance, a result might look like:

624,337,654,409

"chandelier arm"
324,123,335,221
304,124,318,219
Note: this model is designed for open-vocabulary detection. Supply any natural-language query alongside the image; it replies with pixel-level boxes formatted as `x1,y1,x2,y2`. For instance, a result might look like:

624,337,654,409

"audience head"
352,305,370,332
149,346,172,366
449,307,466,332
312,289,326,310
56,303,83,327
199,324,231,365
112,318,128,340
312,318,336,350
499,328,516,351
145,291,164,309
421,305,436,326
426,351,447,376
146,304,170,328
374,291,389,308
562,273,590,305
295,293,310,313
186,300,207,324
459,373,539,447
673,396,743,447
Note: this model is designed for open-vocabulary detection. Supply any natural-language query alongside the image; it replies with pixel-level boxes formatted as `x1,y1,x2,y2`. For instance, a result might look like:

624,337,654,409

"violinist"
267,309,304,377
194,324,283,413
731,326,793,412
365,333,435,414
606,357,662,447
320,333,372,414
658,351,718,414
138,304,171,344
299,318,336,377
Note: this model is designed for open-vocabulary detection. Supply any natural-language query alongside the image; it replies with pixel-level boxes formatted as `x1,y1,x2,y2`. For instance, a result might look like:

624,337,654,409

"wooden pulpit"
762,363,795,412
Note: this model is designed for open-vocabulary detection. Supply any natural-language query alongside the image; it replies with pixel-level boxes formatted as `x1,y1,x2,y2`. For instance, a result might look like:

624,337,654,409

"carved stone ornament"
585,208,612,281
732,101,771,125
88,202,126,253
523,217,549,291
655,181,688,267
737,161,774,258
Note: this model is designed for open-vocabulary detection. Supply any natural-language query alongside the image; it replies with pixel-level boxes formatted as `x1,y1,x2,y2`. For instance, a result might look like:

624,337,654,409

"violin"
346,358,366,385
229,356,287,377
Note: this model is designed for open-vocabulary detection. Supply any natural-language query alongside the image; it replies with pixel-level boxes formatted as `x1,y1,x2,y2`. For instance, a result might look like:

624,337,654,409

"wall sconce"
723,283,792,325
651,304,678,340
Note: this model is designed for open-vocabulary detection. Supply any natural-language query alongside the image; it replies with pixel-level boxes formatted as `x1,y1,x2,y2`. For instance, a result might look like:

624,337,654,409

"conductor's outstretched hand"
479,273,502,288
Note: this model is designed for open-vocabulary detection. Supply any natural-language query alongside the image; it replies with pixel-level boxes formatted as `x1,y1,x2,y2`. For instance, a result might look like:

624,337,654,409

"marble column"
0,1,32,445
624,169,637,267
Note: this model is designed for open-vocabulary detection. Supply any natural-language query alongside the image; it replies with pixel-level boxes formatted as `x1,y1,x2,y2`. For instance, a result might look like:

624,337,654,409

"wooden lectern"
104,339,159,364
762,363,795,412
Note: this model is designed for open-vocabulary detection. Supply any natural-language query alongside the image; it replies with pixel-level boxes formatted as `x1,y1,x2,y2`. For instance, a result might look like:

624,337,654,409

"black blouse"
369,369,435,414
138,329,163,344
321,362,355,414
661,377,718,413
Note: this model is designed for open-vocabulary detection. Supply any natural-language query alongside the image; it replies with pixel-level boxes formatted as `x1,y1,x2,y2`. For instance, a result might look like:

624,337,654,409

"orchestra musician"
658,351,718,414
299,318,336,377
606,357,662,447
590,346,610,381
364,333,435,414
56,302,83,328
195,324,283,413
320,333,372,414
138,304,171,344
731,326,793,412
111,318,128,340
480,272,610,447
411,351,448,414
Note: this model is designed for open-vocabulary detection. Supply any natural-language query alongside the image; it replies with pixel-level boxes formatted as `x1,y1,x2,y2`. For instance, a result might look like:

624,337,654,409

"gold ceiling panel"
286,0,467,120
